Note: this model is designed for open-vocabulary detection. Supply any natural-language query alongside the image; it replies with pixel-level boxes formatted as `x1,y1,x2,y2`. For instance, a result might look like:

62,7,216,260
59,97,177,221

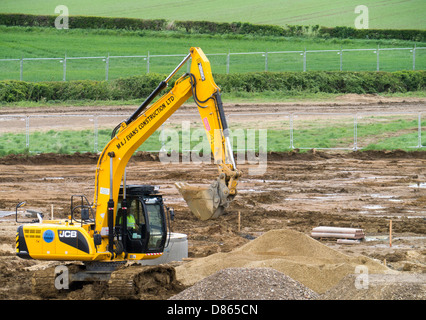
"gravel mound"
175,229,392,294
169,267,319,300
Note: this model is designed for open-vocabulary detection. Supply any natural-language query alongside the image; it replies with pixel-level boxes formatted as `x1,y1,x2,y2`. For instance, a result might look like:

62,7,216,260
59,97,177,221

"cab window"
146,204,165,251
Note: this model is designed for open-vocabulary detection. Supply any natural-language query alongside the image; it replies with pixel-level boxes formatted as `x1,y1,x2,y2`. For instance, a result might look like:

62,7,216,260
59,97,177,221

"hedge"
0,13,424,41
0,71,424,103
319,26,426,42
0,13,166,31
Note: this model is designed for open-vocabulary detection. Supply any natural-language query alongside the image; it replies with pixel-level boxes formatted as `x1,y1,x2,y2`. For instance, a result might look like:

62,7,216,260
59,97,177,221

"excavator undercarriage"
32,262,182,299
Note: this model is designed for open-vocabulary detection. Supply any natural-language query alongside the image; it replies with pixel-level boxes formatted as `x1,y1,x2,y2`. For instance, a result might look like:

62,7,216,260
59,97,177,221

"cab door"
118,198,147,254
144,199,167,253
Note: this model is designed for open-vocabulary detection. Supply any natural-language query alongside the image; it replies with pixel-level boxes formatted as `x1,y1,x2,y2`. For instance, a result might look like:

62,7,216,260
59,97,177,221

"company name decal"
116,95,174,150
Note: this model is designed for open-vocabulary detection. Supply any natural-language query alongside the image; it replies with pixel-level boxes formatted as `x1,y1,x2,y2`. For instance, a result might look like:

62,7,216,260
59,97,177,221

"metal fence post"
378,46,381,71
226,51,230,74
105,53,109,81
265,51,268,72
422,112,425,148
303,49,307,72
20,57,23,81
25,116,30,150
147,51,150,74
289,114,294,149
418,112,422,148
160,123,165,151
94,116,98,153
413,44,416,71
62,55,67,81
353,114,358,151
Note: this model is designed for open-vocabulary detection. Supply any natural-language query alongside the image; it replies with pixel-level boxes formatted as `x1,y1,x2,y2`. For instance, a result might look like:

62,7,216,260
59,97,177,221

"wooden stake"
389,219,392,247
238,211,241,233
51,204,54,220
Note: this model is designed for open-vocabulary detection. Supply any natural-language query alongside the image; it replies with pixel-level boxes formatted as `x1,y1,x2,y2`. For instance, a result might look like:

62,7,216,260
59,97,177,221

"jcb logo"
59,230,77,238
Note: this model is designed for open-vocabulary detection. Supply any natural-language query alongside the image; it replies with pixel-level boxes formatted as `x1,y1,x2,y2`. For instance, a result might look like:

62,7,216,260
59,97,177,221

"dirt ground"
0,96,425,300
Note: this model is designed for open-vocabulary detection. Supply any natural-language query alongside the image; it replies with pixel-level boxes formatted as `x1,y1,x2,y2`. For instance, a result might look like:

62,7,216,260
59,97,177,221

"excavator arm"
93,47,241,253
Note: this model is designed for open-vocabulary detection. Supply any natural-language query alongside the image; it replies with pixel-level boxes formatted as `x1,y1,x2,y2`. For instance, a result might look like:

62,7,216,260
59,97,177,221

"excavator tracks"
31,262,183,299
108,264,179,299
31,264,83,299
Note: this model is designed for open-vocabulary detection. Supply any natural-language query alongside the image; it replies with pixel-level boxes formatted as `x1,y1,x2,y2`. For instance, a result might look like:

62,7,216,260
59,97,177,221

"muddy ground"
0,97,425,300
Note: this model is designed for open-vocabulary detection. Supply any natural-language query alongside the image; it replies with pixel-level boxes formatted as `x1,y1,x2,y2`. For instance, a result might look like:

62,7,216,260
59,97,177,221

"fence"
0,46,425,82
0,111,424,156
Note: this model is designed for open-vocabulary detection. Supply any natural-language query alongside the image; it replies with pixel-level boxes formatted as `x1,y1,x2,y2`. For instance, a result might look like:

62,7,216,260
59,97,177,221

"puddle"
0,211,14,218
238,188,259,193
409,182,426,188
39,177,65,181
363,205,385,210
243,179,288,184
371,194,393,199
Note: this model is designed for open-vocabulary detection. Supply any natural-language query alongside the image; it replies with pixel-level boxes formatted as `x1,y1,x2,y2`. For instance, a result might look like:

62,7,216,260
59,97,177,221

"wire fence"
1,46,425,82
0,111,424,156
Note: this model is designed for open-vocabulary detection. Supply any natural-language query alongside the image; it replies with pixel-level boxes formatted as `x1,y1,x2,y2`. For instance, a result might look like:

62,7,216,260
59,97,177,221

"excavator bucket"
175,178,231,220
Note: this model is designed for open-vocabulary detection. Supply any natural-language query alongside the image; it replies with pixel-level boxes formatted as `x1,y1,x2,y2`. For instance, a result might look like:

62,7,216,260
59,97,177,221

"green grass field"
0,0,425,29
0,116,424,156
0,26,425,82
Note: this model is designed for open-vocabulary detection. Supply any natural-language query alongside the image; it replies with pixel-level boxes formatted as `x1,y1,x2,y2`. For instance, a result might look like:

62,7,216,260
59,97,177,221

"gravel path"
169,267,319,300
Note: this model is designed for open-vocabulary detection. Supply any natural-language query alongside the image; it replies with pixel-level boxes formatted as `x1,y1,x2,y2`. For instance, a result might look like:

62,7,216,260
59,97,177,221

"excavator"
15,47,241,298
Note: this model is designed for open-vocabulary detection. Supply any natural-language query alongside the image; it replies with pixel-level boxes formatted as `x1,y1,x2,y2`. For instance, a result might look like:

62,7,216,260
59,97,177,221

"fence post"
147,51,150,74
93,116,98,153
226,50,230,74
353,114,358,151
20,57,23,81
413,44,416,71
376,45,380,71
264,51,268,72
105,53,109,81
418,112,422,148
25,116,30,150
62,55,67,81
303,49,307,72
289,114,294,149
339,48,343,71
160,123,165,151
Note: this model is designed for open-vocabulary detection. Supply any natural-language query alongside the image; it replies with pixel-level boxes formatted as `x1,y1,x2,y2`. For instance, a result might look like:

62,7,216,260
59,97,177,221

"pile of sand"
175,229,395,294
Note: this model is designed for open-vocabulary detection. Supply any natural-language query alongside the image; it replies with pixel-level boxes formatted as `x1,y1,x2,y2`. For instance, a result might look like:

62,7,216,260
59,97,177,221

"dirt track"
0,97,425,300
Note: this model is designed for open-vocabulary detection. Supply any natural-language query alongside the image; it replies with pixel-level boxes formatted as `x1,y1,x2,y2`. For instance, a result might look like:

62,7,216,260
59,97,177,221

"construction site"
0,98,425,301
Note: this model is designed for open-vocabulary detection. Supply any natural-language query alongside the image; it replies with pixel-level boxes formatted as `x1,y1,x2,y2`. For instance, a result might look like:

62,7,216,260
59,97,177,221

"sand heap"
175,229,394,294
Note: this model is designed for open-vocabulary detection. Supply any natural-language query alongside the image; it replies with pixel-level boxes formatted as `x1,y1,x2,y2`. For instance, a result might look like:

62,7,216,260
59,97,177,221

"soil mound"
170,267,318,300
175,229,393,294
320,274,426,300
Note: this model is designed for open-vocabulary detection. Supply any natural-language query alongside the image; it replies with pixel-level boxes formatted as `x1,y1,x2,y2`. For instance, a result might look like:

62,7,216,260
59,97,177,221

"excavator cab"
115,185,172,255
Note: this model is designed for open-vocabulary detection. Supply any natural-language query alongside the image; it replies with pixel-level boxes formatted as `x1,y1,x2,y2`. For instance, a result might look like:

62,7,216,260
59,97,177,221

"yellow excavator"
15,47,241,298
